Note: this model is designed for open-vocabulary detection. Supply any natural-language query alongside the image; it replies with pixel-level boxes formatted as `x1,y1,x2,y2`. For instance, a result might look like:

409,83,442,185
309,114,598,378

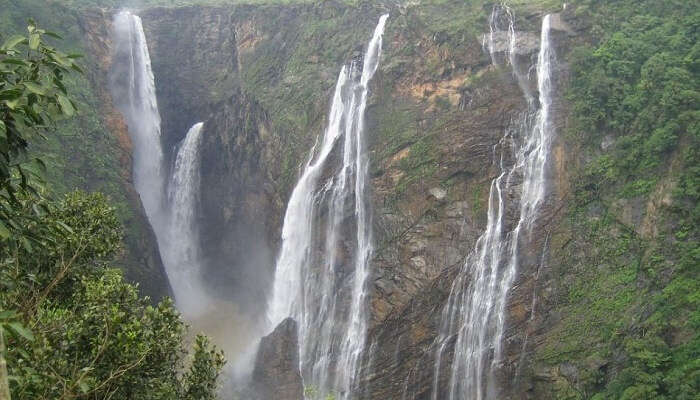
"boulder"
251,318,304,400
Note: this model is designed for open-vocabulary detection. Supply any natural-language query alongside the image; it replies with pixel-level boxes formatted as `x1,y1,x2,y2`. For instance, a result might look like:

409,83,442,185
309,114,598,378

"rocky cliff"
77,1,582,397
76,0,697,398
358,9,579,399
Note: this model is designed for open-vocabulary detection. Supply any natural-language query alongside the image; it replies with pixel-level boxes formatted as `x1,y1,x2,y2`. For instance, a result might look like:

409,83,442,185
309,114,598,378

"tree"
0,19,80,240
0,22,225,400
0,19,81,399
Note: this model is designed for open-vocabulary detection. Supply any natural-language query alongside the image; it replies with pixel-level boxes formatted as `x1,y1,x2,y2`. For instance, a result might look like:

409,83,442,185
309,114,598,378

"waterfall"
267,14,389,399
431,8,556,400
110,12,208,318
110,11,165,227
164,122,208,317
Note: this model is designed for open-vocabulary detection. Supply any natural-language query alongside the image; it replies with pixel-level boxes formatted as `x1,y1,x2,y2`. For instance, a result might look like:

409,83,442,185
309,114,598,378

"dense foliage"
551,0,700,398
0,23,224,399
0,19,80,240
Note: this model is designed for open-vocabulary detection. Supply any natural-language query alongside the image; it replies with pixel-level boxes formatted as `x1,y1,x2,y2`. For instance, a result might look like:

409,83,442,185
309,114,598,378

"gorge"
0,0,697,399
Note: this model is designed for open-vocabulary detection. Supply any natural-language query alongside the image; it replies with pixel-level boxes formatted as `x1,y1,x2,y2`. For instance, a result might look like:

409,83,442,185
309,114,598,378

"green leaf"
0,89,22,100
34,157,46,173
1,58,28,66
53,76,67,94
0,120,5,139
20,236,32,253
56,221,74,234
56,94,74,116
29,33,40,50
1,35,26,50
44,31,63,40
8,322,34,341
23,82,47,96
78,380,89,394
53,54,72,68
4,98,20,110
0,310,17,320
0,220,8,239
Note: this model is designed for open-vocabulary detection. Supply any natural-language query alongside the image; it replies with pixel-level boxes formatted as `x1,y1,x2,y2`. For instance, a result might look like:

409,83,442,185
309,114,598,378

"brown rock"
251,318,304,400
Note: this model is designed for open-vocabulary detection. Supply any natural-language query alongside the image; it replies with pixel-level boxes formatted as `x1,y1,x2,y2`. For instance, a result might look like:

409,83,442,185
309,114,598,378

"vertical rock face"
120,2,391,328
354,7,579,399
251,318,304,400
140,7,240,154
82,6,281,321
197,91,278,314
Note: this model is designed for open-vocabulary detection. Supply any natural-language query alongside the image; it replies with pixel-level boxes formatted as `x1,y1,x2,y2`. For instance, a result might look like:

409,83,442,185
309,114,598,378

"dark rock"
140,6,240,158
251,318,304,400
197,91,278,314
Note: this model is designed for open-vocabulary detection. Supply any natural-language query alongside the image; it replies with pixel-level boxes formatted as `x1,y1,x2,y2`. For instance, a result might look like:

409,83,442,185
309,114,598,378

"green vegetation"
1,0,696,398
540,0,699,398
235,2,383,194
1,0,170,298
0,0,124,201
569,7,698,200
0,18,81,241
0,22,224,399
304,385,337,400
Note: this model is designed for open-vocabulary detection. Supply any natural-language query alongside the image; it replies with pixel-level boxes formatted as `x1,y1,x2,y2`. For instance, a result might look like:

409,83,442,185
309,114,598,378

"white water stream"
111,11,165,229
108,8,558,399
267,14,389,399
164,122,209,317
111,11,209,318
431,8,556,400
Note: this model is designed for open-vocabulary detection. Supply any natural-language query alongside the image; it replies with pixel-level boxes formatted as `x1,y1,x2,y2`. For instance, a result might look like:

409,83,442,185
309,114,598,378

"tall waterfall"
267,14,388,399
110,12,208,318
431,8,556,400
110,11,165,227
164,122,208,317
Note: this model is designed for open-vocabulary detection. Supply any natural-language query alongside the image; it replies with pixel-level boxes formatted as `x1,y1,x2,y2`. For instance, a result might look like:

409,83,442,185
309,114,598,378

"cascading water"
110,12,208,318
267,14,388,399
164,122,208,317
431,7,556,400
110,11,165,227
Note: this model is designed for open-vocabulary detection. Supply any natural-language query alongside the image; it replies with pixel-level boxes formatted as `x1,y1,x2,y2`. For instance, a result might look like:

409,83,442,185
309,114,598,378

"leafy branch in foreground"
0,19,81,240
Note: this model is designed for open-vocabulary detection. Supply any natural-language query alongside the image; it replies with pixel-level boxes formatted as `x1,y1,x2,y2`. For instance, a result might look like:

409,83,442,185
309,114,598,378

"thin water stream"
431,8,557,400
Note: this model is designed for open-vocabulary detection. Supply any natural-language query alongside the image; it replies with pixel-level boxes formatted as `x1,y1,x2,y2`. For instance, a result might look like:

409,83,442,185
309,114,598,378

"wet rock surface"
141,7,240,154
198,91,278,312
251,318,304,400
